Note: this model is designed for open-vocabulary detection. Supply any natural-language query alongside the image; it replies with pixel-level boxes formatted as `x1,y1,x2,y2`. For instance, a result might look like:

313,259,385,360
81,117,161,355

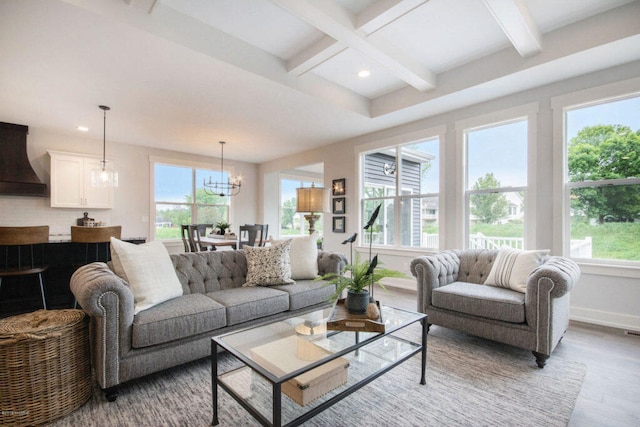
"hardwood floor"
378,287,640,427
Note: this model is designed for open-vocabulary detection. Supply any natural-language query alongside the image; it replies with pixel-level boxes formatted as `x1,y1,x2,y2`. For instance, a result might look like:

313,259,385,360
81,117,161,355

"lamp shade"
296,186,328,213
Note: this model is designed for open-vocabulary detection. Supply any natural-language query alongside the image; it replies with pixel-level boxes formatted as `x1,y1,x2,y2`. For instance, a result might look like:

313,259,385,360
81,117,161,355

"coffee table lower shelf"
211,308,427,427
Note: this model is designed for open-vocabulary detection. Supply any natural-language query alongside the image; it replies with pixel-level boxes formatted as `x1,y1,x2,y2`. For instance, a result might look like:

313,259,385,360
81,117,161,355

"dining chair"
0,225,50,310
181,225,211,252
238,224,268,249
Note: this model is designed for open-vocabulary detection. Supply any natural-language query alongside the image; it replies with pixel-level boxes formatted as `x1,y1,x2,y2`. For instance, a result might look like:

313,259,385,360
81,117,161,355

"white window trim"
354,126,446,251
148,155,237,241
551,76,640,276
455,103,539,250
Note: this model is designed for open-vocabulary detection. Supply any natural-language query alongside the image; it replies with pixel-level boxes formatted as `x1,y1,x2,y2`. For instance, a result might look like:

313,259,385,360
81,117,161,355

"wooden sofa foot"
532,351,549,368
105,387,119,402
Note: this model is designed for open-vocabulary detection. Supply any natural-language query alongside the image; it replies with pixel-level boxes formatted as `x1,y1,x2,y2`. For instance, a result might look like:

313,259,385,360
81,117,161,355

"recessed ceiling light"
77,126,89,132
358,70,370,78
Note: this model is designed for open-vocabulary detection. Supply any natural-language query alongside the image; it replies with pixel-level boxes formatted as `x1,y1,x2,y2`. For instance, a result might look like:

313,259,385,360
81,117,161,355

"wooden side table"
0,309,92,426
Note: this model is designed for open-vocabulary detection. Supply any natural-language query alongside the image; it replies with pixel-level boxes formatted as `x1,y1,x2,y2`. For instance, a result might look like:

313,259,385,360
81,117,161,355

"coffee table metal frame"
211,305,427,427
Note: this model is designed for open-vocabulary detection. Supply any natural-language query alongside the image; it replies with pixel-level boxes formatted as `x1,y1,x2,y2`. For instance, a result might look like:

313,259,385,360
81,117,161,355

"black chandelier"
203,141,242,197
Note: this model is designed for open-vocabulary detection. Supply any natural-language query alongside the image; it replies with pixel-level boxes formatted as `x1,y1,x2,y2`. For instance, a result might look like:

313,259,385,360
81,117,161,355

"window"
564,94,640,262
280,177,324,237
360,137,440,249
153,162,230,240
465,119,528,250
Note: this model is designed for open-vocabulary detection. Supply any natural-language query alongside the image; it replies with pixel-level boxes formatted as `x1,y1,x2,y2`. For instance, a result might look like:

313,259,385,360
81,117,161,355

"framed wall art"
332,197,345,214
332,216,345,233
332,178,345,196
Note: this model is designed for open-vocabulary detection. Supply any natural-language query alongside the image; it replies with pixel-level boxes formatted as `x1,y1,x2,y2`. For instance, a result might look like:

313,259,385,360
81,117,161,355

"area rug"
50,325,586,426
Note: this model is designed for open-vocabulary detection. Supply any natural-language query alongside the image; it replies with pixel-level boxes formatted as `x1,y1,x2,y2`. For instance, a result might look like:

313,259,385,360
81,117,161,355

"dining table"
200,235,240,250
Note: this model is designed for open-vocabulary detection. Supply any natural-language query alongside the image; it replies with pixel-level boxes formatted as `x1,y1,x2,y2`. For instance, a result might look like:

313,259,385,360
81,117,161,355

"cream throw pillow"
484,248,550,293
289,232,319,280
110,238,183,314
243,239,295,287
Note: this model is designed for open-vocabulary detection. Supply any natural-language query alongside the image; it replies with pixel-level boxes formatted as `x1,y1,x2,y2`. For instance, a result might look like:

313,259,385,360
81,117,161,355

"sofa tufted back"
171,251,247,295
170,250,348,296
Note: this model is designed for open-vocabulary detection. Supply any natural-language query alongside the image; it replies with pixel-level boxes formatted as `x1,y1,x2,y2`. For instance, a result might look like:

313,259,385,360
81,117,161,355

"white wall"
259,60,640,332
0,128,259,241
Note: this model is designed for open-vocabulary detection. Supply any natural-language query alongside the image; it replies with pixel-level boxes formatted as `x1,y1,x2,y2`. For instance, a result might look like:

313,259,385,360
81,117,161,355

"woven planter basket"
0,309,92,426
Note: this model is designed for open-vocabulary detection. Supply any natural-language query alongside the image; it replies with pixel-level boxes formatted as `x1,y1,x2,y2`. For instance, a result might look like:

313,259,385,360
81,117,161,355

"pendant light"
203,141,242,197
91,105,118,187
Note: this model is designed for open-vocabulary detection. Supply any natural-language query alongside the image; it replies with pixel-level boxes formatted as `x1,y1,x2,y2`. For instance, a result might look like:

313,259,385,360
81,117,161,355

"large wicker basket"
0,309,92,426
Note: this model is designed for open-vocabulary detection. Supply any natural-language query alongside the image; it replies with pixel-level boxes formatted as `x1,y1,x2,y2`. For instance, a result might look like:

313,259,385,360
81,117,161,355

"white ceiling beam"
482,0,542,58
287,36,347,76
124,0,158,14
357,0,429,35
277,0,435,91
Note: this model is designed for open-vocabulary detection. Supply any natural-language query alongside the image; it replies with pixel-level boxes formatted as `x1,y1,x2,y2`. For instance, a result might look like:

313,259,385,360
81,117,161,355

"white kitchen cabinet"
49,151,112,208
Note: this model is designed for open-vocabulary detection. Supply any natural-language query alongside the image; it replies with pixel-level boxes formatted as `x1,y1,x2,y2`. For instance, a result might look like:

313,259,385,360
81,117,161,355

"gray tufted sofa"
70,249,346,401
410,249,580,368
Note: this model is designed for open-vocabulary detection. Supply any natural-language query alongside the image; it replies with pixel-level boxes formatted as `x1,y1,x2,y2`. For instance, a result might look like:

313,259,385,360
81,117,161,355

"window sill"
574,260,640,279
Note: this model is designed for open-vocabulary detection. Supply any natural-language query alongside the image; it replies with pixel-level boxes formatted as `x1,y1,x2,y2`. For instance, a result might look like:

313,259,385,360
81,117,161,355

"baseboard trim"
570,306,640,333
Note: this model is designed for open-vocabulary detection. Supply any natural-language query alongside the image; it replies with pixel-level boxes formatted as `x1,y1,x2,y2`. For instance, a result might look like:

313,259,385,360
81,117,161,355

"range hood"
0,121,47,197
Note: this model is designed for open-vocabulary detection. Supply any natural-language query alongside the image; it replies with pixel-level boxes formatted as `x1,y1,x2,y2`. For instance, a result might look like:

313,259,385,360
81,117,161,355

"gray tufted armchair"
410,249,580,367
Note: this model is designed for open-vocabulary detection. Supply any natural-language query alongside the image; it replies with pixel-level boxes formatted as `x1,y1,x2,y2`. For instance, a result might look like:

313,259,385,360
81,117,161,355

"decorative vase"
346,289,369,314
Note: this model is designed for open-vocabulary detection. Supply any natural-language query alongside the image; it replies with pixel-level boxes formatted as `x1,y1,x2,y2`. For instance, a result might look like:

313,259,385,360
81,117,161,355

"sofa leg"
427,323,432,332
105,387,119,402
532,351,549,368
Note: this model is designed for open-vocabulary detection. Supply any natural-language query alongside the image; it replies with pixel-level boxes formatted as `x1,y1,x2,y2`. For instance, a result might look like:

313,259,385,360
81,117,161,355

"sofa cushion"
271,280,335,311
243,240,295,287
288,232,320,280
207,287,289,326
110,238,183,314
484,248,549,293
432,281,525,323
131,293,227,348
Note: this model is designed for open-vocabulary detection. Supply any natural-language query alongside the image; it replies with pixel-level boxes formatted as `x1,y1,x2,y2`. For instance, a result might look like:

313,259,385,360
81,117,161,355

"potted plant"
323,253,404,313
215,221,231,235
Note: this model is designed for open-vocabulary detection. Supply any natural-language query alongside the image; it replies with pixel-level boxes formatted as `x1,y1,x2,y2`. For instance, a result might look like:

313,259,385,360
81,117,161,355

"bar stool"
70,226,121,307
70,225,122,264
0,226,49,310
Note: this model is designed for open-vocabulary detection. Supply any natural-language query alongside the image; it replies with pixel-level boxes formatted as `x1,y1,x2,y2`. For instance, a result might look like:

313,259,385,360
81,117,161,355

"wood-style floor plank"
378,287,640,426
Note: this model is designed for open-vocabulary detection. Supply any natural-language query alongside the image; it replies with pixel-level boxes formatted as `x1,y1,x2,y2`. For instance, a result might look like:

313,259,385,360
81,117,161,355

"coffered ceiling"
1,0,639,163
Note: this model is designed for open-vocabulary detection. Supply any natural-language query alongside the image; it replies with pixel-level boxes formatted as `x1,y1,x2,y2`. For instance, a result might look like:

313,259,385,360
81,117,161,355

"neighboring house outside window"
360,137,440,249
152,161,230,240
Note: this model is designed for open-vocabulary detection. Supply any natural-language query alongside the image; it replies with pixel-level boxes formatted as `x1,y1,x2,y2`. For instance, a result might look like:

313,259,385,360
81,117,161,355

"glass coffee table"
211,304,427,427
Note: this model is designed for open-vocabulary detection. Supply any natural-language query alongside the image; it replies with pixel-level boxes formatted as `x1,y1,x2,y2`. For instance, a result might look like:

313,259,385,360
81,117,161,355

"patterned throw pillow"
484,248,550,293
243,239,295,287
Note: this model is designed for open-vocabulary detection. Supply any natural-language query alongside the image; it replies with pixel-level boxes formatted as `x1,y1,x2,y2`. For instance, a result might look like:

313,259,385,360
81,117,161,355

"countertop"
48,234,147,243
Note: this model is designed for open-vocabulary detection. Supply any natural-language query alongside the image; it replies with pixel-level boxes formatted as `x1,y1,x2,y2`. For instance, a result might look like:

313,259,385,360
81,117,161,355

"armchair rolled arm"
411,251,461,312
527,256,581,298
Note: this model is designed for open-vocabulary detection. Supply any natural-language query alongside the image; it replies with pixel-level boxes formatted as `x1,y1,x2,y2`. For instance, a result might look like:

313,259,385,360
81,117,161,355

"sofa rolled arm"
318,251,348,276
70,262,135,389
527,256,581,298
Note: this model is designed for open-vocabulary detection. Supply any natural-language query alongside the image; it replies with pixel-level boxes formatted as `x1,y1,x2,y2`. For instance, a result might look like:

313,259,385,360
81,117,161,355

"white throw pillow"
110,238,183,314
484,248,550,293
243,239,295,287
289,232,319,280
